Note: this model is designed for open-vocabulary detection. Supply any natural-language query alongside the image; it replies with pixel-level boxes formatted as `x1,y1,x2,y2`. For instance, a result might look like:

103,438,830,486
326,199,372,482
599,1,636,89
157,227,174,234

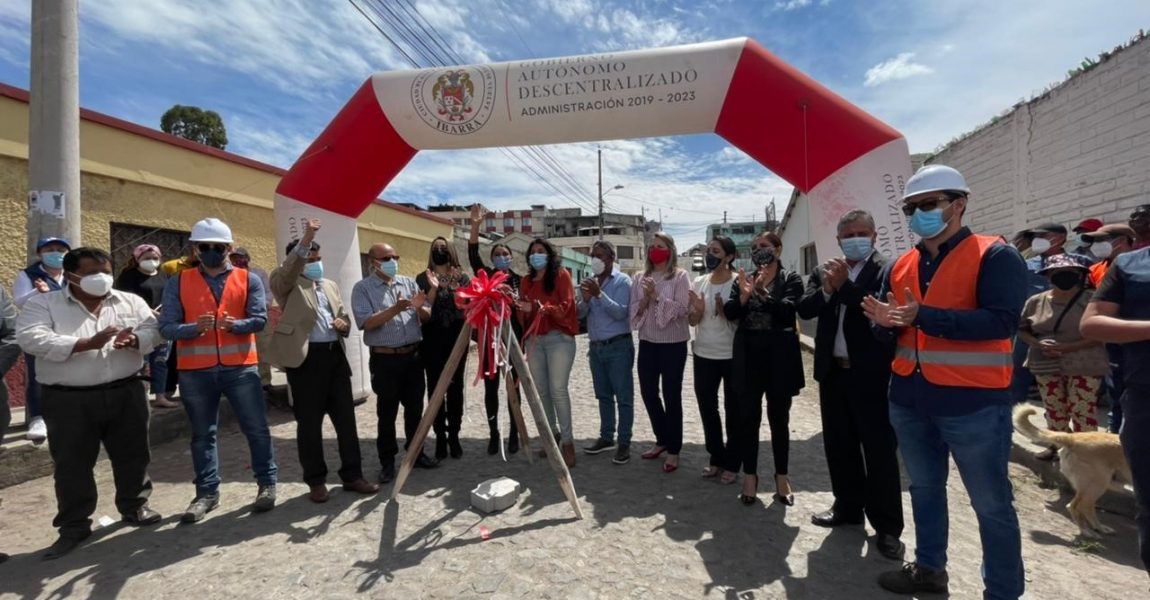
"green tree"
160,105,228,149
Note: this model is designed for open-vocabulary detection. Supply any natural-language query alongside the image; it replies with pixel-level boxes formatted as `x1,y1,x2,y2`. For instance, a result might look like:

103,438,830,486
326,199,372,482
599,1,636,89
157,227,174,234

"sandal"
720,471,737,485
701,466,721,478
739,474,758,505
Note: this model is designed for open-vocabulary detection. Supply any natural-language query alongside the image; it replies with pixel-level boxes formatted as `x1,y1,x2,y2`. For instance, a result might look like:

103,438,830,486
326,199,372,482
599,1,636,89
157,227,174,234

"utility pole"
597,146,603,241
27,0,82,259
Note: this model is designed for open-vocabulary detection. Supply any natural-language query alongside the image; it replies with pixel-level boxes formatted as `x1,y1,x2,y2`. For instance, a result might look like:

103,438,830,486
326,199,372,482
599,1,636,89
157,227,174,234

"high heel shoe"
641,446,667,460
739,474,758,505
773,474,794,506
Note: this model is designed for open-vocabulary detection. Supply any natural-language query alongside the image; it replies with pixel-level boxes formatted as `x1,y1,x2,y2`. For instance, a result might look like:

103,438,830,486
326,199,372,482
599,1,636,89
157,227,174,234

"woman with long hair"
689,236,739,483
630,231,691,474
517,237,579,467
114,244,177,408
416,236,470,460
724,231,805,506
467,204,523,454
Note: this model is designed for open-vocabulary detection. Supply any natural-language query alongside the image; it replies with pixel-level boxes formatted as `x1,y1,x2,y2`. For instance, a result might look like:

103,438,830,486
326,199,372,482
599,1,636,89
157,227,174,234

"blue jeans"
148,343,170,394
588,335,635,445
889,402,1024,600
527,331,576,443
180,365,277,498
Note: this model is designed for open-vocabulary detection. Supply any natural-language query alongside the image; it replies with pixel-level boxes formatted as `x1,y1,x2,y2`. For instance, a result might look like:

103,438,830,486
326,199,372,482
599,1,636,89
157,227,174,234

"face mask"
909,207,949,240
591,257,606,275
529,253,548,270
1030,237,1052,254
840,237,873,261
648,247,671,265
199,249,225,269
1089,241,1113,259
138,259,160,274
303,261,324,281
1049,271,1082,291
751,247,776,267
77,272,114,297
431,248,450,266
704,254,722,271
230,256,250,269
377,259,398,278
492,255,512,271
40,251,65,269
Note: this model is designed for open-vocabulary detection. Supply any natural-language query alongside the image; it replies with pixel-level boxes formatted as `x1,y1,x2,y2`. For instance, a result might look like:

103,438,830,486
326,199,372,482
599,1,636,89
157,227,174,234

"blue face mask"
910,207,949,240
840,237,873,261
303,261,324,281
40,251,65,269
529,253,548,270
377,258,398,278
492,255,512,271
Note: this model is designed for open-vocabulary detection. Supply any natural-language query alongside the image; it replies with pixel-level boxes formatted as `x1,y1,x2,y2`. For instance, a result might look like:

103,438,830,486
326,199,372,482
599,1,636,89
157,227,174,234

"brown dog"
1012,405,1132,538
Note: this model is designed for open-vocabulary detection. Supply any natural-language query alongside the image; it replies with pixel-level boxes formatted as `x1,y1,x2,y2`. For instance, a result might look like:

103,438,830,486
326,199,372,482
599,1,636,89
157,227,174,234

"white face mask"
78,272,114,297
1030,237,1052,254
139,259,160,274
591,257,606,275
1089,241,1113,259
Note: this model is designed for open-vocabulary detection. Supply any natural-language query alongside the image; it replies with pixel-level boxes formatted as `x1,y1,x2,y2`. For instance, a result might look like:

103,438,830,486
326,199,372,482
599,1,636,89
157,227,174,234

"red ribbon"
454,270,513,383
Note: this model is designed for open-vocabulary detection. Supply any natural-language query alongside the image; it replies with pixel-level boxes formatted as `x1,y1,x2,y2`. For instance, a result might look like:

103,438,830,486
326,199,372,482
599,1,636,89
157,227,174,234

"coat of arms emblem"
411,65,496,136
432,70,474,122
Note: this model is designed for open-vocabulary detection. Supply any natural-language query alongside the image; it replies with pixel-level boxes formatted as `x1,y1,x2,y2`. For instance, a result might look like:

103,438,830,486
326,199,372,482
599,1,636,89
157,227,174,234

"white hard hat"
903,165,971,200
189,218,234,243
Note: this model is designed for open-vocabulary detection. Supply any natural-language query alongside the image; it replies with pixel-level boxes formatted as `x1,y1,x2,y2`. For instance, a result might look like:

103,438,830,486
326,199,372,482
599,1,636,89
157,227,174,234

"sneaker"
612,444,631,465
181,495,220,523
26,416,47,443
877,562,949,595
583,438,616,455
253,485,277,512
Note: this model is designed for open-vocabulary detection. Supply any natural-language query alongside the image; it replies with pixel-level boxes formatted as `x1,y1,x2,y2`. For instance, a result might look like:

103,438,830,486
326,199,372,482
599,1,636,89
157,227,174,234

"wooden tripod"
389,321,584,519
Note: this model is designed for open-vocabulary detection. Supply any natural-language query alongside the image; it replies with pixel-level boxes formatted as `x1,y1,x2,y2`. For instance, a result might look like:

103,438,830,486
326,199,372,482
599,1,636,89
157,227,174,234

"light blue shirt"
576,269,632,341
309,284,339,343
351,273,423,348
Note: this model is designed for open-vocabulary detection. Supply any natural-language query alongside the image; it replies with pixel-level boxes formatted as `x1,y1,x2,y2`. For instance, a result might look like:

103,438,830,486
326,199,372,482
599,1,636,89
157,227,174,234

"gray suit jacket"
265,251,349,369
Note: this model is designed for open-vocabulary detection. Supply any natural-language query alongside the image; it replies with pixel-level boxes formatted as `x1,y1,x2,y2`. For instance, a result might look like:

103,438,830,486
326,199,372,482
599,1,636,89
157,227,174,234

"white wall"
779,192,811,276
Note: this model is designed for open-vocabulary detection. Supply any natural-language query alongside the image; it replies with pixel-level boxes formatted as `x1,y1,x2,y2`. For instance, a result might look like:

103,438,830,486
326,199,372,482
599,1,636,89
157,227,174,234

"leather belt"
371,343,419,355
834,357,851,369
309,340,341,351
590,332,630,347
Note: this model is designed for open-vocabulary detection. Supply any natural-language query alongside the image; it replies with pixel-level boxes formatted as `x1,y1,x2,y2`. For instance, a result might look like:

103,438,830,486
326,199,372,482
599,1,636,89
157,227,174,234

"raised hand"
301,218,321,246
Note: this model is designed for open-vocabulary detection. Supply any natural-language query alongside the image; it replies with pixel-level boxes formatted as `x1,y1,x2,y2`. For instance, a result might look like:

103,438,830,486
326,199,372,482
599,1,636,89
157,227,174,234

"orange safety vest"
177,268,259,370
1088,259,1110,289
890,234,1013,388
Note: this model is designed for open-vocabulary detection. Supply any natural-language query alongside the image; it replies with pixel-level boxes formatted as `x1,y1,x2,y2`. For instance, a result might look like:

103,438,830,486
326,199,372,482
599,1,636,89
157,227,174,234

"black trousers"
733,332,793,476
40,379,152,537
483,367,520,440
285,342,362,486
638,340,688,455
424,332,467,438
371,352,425,465
1120,384,1150,574
694,354,736,470
819,363,904,536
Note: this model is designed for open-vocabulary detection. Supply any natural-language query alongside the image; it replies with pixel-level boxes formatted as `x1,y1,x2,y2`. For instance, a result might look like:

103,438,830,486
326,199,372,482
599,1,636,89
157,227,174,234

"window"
617,246,635,260
109,222,190,275
800,243,818,275
504,217,515,228
486,218,495,229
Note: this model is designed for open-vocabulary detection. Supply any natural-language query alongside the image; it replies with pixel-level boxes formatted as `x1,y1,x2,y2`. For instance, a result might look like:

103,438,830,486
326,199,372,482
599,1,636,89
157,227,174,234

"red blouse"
519,267,579,337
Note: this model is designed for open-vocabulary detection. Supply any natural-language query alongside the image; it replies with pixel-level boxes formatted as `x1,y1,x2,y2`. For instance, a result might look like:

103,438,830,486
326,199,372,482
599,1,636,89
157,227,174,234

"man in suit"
797,209,904,560
267,218,379,503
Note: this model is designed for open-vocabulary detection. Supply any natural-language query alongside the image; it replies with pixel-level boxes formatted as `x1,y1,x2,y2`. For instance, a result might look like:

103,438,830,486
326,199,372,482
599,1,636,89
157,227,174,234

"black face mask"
751,247,776,267
431,249,450,266
198,249,225,269
704,254,722,271
1050,271,1083,291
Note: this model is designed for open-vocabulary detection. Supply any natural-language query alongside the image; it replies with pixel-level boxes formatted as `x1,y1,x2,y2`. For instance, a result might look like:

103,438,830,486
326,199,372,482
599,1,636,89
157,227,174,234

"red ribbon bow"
454,270,513,383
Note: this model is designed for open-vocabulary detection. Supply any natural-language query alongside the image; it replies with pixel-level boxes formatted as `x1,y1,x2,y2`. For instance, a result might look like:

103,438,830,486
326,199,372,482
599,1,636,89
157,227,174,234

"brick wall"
930,35,1150,236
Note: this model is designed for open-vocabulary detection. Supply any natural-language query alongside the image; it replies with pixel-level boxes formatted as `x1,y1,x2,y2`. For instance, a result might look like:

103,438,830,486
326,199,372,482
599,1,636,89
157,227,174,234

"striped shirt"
629,268,691,344
350,274,423,348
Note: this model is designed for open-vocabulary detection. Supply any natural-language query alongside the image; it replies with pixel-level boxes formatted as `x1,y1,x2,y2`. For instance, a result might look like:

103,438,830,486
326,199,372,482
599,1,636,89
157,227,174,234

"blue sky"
1,1,1147,244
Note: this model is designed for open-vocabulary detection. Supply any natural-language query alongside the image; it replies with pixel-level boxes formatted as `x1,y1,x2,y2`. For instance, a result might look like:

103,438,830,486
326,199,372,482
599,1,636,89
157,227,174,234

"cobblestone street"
0,335,1144,599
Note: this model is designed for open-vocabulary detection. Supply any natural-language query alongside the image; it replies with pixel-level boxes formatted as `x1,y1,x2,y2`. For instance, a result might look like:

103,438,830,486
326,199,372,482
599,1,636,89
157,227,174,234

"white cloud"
863,52,933,87
775,0,812,11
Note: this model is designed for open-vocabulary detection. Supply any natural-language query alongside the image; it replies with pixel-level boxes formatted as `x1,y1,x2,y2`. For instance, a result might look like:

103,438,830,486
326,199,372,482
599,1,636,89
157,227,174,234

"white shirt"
822,252,873,359
16,287,161,386
691,273,737,360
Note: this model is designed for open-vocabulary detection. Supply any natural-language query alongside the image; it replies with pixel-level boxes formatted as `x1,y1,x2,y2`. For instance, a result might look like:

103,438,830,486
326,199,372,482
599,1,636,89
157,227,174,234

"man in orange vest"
159,218,277,523
863,165,1028,598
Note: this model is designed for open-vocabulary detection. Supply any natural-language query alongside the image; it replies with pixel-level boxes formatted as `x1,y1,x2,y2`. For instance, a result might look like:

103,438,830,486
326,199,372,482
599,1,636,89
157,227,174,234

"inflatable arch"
275,38,914,396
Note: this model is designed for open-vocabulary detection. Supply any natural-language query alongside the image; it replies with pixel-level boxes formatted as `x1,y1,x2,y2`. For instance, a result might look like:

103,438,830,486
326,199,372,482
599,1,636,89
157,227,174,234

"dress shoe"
561,442,576,468
379,463,396,484
435,437,449,460
309,484,330,503
487,431,500,455
448,434,463,459
342,478,380,494
414,452,440,469
877,562,948,595
43,531,91,560
507,432,519,454
181,495,220,523
876,532,906,560
810,509,864,528
253,485,277,512
121,506,162,526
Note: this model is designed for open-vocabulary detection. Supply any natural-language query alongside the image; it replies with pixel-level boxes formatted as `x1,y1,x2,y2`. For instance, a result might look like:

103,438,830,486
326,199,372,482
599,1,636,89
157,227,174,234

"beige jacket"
265,250,349,369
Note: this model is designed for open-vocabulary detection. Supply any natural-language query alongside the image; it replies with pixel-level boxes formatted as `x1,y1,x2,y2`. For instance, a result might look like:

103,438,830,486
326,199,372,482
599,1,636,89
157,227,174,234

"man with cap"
1082,223,1139,433
863,165,1028,598
159,217,277,522
229,246,282,409
1074,218,1104,235
18,246,164,559
13,236,71,443
1131,204,1150,250
576,239,635,465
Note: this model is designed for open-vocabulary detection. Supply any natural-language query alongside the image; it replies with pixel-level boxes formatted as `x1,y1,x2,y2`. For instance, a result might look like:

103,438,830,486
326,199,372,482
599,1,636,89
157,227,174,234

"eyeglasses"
901,194,957,217
197,244,227,253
